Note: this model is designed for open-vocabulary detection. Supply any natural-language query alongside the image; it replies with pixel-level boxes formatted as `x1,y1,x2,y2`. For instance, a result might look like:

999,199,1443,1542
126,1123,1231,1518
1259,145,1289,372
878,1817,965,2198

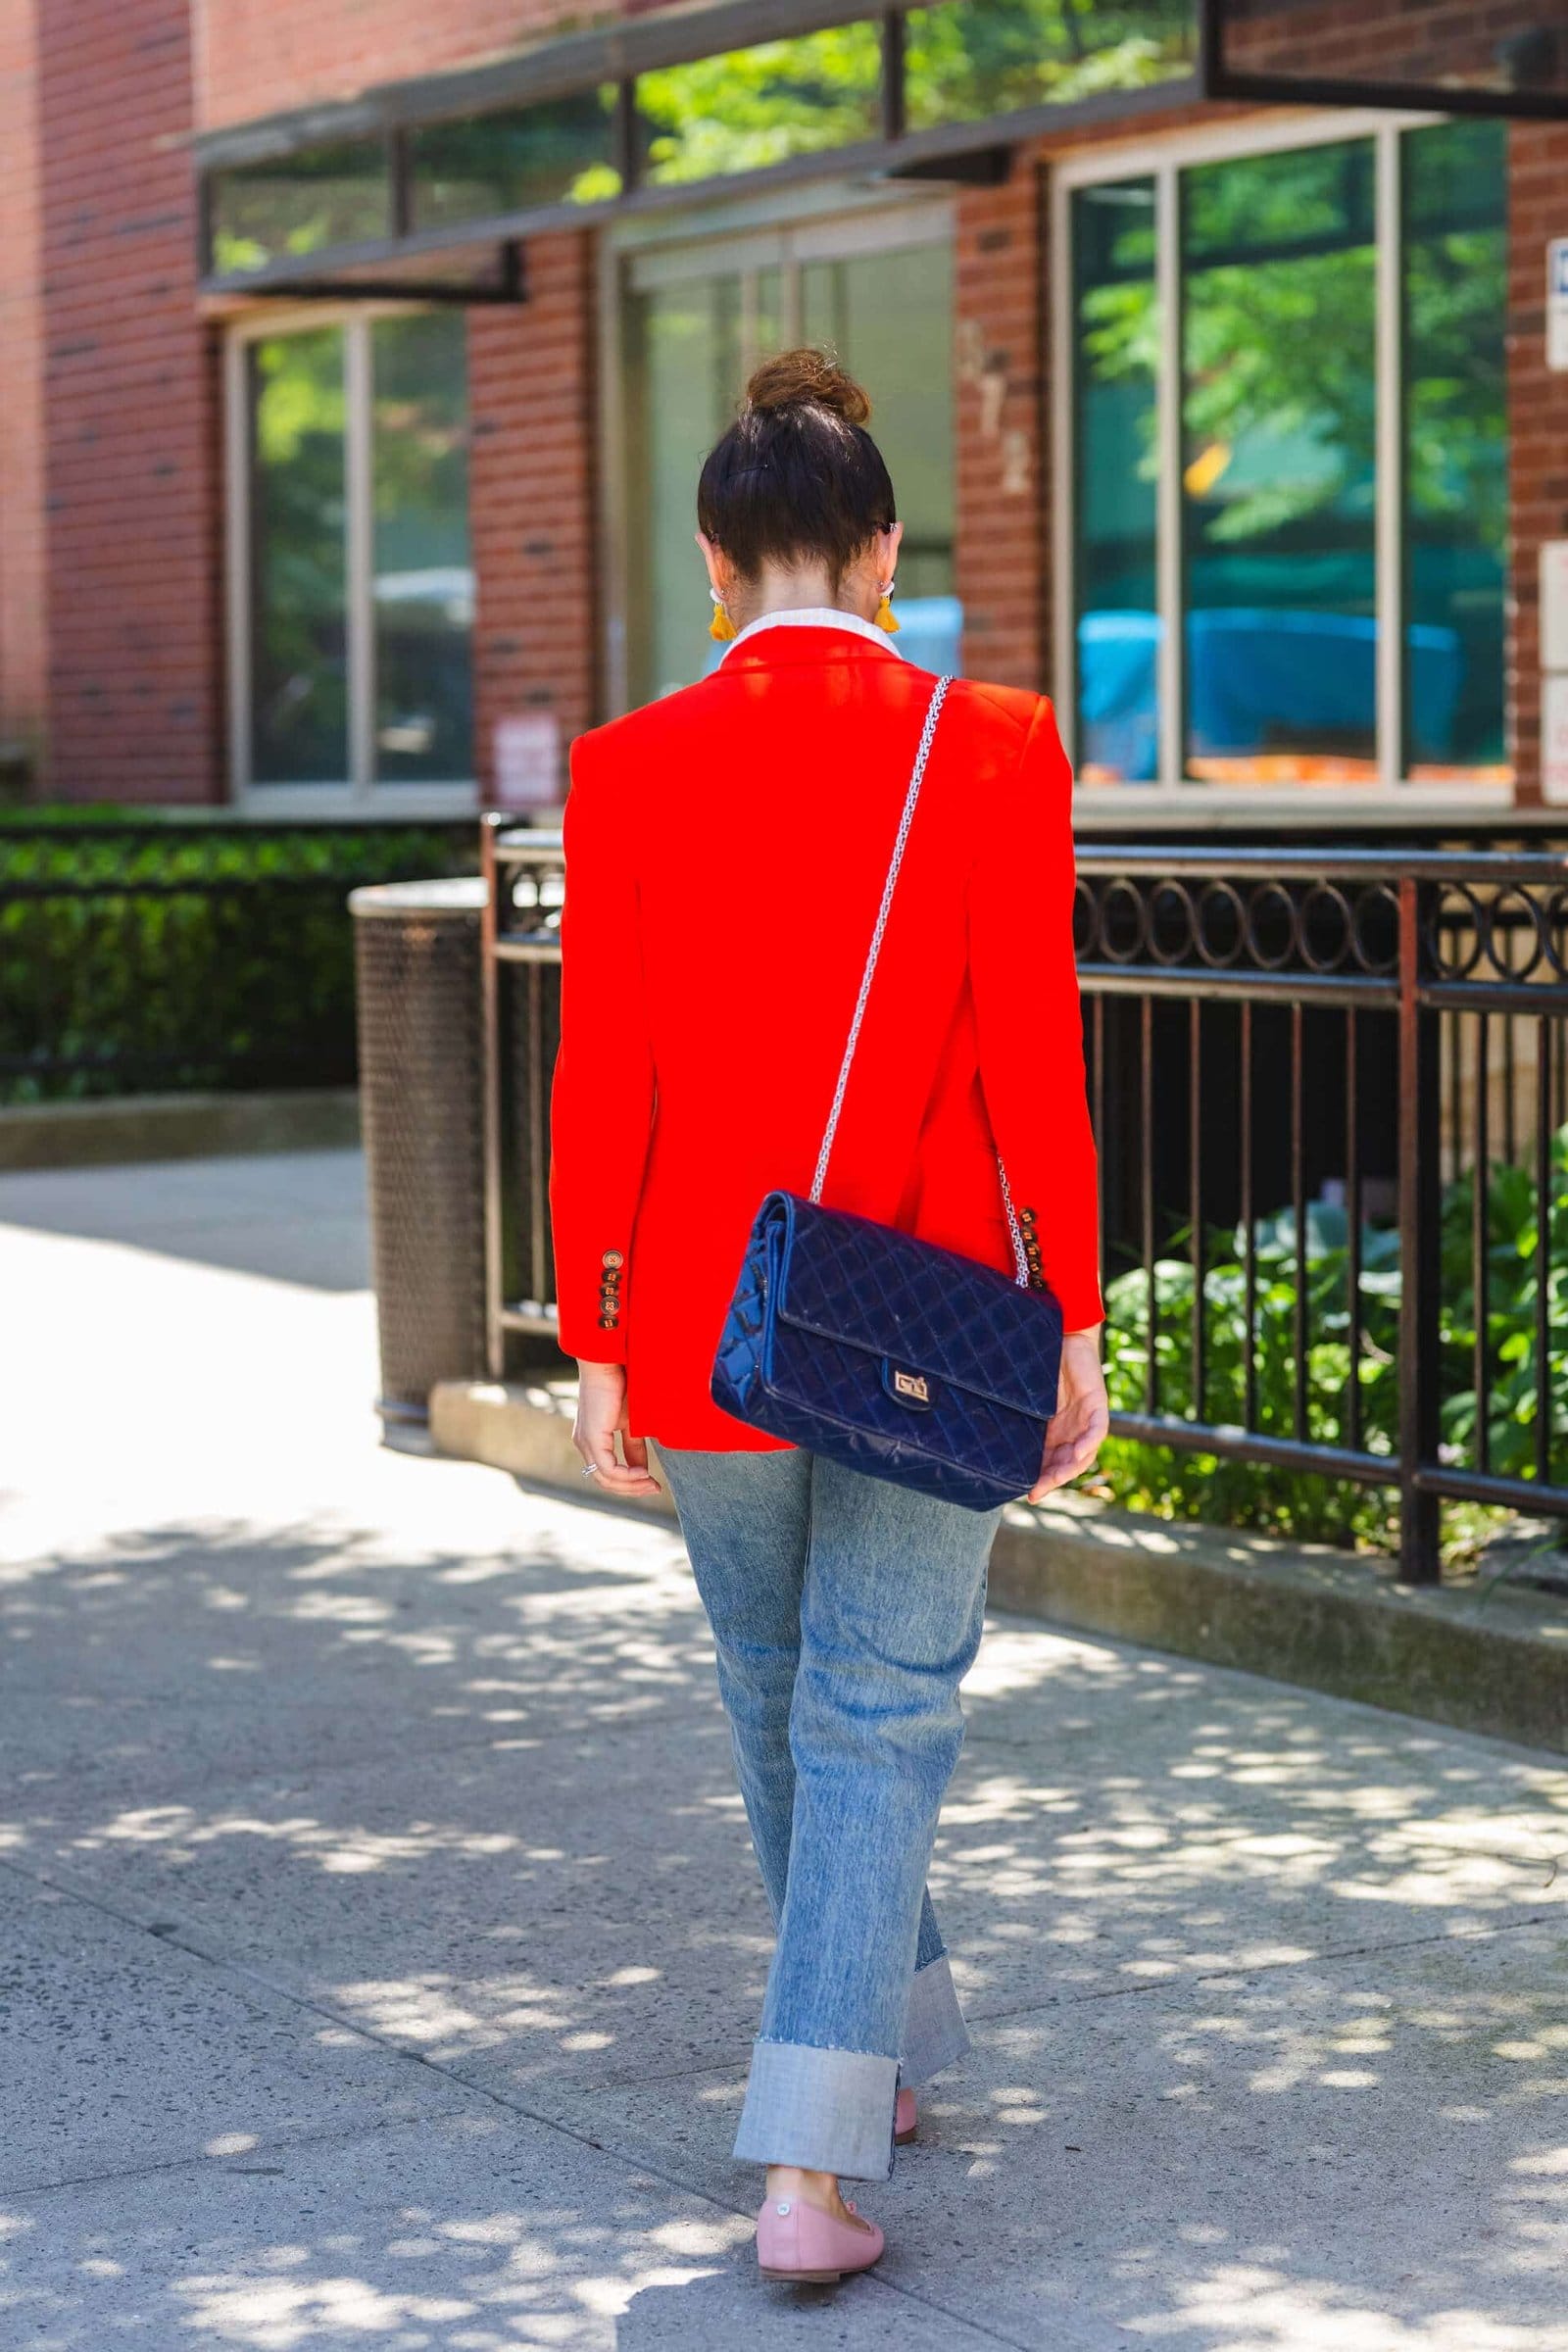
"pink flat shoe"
757,2192,885,2283
894,2086,918,2145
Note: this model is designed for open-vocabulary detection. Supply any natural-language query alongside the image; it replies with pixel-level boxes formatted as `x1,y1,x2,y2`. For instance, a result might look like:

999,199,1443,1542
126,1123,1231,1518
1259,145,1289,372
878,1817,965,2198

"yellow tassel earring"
709,588,738,644
875,583,900,635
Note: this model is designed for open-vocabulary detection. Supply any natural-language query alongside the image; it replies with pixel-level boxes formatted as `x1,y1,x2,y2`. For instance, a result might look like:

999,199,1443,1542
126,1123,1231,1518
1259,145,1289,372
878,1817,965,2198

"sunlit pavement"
2,1152,1567,2351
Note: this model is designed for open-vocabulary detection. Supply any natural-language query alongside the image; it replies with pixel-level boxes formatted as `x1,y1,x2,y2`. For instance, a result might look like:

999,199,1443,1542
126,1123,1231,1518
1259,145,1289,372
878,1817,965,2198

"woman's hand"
1029,1329,1109,1502
572,1361,662,1498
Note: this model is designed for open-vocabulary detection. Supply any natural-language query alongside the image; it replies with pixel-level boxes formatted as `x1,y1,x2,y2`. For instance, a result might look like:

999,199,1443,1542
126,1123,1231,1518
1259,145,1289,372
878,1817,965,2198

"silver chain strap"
808,675,1029,1291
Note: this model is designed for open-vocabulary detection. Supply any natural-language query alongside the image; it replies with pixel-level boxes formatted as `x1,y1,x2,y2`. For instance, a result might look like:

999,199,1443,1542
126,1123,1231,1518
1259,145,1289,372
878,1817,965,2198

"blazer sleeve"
548,738,656,1363
967,698,1104,1333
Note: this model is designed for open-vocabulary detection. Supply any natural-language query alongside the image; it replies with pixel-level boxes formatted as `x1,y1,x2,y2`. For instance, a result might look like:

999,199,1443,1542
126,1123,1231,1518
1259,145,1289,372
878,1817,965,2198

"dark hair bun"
699,346,894,587
744,348,872,427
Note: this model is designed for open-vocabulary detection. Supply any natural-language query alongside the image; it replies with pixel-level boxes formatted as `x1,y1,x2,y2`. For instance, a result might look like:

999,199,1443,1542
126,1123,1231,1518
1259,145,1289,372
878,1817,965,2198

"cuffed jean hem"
902,1951,969,2087
733,2039,900,2180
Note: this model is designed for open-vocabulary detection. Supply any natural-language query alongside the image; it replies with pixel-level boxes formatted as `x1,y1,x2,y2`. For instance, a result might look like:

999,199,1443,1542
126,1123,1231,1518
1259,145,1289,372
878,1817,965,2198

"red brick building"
1,0,1564,817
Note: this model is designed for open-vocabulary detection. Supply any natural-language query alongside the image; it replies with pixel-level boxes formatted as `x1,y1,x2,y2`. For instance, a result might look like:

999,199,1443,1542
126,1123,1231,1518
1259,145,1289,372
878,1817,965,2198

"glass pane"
1071,177,1158,783
905,0,1195,131
411,91,622,229
1182,140,1377,782
1402,121,1509,784
371,316,474,784
800,240,958,669
248,329,348,784
212,143,388,275
636,25,882,187
624,274,746,704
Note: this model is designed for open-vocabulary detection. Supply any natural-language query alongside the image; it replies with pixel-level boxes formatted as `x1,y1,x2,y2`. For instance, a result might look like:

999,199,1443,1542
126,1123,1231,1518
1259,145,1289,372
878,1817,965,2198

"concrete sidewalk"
3,1150,1567,2351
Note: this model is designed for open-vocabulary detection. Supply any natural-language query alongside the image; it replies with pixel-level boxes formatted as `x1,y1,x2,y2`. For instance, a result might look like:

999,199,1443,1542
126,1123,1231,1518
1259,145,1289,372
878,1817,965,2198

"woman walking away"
549,349,1107,2285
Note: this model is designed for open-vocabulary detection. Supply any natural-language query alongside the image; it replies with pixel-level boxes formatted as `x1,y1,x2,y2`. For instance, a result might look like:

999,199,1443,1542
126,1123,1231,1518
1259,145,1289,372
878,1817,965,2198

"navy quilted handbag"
710,676,1063,1511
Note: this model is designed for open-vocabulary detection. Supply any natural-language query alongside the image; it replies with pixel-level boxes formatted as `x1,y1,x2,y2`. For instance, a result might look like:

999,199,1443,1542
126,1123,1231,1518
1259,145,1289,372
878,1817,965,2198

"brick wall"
467,230,600,795
1505,121,1568,807
953,158,1047,696
40,0,220,803
196,0,667,133
0,0,46,761
1223,0,1510,83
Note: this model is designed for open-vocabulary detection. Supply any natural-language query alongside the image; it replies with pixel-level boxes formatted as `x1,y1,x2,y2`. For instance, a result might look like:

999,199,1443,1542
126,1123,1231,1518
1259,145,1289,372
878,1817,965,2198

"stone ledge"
0,1089,361,1170
430,1378,1568,1753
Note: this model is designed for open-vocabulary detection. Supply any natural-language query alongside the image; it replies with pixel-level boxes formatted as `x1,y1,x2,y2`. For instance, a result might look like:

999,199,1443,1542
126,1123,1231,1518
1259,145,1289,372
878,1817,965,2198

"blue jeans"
657,1444,1000,2180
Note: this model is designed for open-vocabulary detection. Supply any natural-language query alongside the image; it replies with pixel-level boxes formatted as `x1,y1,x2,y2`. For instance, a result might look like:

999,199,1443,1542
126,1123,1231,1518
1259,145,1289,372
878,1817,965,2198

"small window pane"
248,329,349,784
371,315,474,783
410,91,622,228
635,26,882,188
213,143,388,275
1071,177,1158,782
1401,120,1509,784
1182,141,1377,782
904,0,1195,133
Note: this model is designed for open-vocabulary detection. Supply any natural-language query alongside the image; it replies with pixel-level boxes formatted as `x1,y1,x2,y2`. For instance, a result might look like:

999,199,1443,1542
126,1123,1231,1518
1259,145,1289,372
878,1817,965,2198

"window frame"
224,302,479,815
1051,107,1511,807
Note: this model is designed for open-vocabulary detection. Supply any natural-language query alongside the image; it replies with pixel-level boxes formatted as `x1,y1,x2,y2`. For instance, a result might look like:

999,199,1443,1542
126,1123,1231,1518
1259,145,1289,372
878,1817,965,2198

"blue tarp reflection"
1078,609,1462,780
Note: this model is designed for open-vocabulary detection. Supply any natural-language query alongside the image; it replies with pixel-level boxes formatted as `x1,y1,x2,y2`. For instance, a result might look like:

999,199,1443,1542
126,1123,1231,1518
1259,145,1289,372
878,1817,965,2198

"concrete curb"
429,1378,1568,1754
0,1089,361,1170
989,1499,1568,1756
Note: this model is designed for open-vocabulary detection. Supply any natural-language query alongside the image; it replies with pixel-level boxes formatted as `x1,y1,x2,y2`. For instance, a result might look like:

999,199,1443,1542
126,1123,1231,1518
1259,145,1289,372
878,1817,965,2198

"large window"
229,311,474,805
617,209,956,710
1063,118,1507,788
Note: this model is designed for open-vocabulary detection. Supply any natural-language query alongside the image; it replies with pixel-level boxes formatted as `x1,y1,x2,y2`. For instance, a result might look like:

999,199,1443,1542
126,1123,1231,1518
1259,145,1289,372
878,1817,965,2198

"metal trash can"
350,878,487,1423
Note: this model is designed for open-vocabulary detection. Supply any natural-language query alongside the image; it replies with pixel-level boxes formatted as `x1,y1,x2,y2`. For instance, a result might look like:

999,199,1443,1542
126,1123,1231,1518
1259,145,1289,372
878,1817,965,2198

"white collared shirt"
718,606,903,662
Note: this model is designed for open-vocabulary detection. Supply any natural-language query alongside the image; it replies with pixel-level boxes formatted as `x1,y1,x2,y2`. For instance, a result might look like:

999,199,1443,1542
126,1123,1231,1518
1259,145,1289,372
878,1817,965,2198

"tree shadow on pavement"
3,1502,1568,2346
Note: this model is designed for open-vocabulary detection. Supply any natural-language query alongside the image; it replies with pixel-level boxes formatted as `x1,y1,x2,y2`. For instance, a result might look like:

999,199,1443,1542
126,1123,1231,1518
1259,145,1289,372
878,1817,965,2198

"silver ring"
581,1464,602,1480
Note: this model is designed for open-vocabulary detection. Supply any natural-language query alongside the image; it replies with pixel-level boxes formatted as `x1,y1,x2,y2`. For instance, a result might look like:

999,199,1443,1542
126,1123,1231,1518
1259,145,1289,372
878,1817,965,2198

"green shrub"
0,816,475,1102
1099,1124,1568,1552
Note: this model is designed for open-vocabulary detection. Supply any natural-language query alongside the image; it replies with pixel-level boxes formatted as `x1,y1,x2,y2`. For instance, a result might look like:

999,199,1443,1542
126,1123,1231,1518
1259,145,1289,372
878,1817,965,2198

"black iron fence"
481,819,1568,1582
0,815,474,1101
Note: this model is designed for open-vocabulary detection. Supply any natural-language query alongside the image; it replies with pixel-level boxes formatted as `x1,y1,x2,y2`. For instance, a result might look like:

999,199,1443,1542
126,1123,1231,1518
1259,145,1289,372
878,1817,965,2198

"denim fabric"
658,1443,999,2180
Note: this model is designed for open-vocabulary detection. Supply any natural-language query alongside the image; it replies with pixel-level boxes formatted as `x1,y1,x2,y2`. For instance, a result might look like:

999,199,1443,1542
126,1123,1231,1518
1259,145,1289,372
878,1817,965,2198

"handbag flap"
767,1192,1061,1422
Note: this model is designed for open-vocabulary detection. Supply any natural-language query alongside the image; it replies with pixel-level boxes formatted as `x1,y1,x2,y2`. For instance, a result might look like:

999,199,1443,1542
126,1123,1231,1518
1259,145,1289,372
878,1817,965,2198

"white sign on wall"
493,712,563,810
1544,674,1568,806
1543,541,1568,673
1549,239,1568,372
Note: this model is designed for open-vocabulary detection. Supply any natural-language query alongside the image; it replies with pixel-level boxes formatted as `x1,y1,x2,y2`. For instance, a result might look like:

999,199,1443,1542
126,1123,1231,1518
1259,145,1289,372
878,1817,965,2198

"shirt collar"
718,607,903,662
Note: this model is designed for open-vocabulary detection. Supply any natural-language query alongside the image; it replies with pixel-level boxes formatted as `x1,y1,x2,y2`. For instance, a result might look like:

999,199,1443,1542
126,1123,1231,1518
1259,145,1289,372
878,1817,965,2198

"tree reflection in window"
371,316,474,784
1182,140,1378,779
249,329,350,785
213,144,388,277
635,25,883,185
1402,120,1508,782
411,92,622,229
905,0,1194,130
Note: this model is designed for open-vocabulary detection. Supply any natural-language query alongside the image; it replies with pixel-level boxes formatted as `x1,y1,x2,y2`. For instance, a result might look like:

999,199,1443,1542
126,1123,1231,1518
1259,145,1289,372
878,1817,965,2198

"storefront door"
614,203,956,710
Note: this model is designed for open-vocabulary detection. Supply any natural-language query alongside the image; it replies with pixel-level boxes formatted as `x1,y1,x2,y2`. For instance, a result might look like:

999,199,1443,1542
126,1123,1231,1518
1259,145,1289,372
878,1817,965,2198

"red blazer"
549,620,1102,1451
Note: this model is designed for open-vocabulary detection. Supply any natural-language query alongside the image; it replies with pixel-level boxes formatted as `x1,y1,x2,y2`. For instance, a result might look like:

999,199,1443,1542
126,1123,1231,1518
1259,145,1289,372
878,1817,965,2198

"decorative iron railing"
481,820,1568,1581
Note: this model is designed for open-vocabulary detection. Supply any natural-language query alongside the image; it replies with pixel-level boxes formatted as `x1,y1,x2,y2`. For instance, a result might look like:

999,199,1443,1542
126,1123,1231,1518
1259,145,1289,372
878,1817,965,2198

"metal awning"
195,0,1564,305
195,0,1200,300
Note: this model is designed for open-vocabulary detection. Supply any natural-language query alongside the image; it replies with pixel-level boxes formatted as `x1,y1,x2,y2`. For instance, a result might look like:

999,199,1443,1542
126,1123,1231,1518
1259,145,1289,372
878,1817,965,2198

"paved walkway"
3,1150,1567,2351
